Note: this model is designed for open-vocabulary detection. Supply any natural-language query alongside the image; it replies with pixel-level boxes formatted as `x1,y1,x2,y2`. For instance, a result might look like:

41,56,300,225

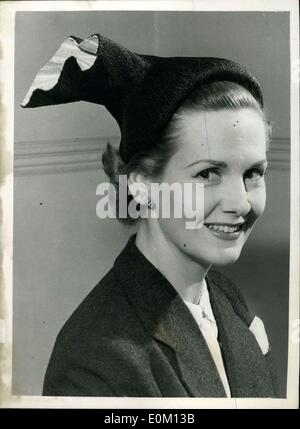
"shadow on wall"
220,242,289,398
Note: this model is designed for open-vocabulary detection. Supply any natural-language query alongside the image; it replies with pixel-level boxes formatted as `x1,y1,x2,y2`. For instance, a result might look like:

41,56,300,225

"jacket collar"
113,234,274,397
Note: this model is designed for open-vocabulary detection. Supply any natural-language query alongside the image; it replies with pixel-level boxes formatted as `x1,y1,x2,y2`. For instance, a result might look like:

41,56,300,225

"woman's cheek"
180,182,206,229
202,188,218,220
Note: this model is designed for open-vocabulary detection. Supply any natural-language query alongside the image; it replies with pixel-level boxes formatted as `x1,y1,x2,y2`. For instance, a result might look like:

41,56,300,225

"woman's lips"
204,222,245,241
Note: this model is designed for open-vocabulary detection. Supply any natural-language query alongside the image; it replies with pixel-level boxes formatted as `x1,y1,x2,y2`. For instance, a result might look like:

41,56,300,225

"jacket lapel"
150,294,227,397
114,235,226,397
207,275,274,397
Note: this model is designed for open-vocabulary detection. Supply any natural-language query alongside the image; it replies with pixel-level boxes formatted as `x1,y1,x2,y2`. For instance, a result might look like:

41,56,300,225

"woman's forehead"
172,108,267,164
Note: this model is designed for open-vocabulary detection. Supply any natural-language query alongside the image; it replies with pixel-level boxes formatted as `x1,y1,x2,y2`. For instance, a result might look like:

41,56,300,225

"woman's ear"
128,171,150,206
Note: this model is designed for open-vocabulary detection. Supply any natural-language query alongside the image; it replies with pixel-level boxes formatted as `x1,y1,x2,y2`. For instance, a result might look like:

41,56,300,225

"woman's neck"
135,221,211,304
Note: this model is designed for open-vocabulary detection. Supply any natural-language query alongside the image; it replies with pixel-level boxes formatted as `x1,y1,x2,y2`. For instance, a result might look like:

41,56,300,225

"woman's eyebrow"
185,159,227,169
250,160,268,168
185,159,268,169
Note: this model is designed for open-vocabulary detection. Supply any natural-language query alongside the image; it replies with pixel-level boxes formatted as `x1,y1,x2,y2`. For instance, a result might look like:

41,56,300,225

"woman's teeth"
205,224,242,233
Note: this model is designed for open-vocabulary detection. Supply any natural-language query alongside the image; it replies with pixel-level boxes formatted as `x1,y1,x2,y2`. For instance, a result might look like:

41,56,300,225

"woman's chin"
205,247,243,266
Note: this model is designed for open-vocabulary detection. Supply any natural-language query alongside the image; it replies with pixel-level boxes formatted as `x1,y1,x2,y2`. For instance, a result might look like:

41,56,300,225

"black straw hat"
21,33,263,163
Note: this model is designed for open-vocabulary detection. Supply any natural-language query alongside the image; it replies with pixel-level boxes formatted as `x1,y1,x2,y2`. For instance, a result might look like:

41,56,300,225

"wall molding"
14,137,118,176
267,137,290,171
14,136,290,176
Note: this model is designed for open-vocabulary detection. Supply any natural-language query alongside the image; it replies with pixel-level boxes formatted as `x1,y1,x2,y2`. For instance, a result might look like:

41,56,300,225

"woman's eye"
194,168,220,183
244,168,266,182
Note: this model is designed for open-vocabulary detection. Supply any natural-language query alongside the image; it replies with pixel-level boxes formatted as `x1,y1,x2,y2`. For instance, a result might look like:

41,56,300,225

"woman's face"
155,107,267,267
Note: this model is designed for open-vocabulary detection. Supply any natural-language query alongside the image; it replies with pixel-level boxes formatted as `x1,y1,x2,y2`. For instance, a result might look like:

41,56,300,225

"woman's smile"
203,221,246,241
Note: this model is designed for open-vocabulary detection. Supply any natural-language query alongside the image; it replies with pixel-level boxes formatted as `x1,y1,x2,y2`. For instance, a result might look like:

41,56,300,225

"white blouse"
183,280,231,398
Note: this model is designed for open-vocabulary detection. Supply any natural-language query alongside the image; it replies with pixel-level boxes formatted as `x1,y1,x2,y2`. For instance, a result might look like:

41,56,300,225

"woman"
22,33,276,397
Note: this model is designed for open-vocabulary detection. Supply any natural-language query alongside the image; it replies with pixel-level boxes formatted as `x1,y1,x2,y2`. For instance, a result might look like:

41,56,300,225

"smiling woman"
21,33,277,397
143,107,268,270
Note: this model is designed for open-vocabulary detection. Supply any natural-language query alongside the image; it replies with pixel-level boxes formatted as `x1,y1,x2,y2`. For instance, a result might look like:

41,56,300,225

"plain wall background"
14,11,290,396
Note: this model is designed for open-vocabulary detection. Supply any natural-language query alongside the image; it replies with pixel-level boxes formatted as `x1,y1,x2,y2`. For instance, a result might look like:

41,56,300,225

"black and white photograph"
0,0,299,409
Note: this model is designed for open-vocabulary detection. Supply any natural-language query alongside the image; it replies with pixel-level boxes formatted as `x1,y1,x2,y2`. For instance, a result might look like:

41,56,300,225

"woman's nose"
219,180,251,217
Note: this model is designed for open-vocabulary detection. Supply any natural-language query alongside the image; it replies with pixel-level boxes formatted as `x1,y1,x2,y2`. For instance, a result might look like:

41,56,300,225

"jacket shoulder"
43,264,147,395
58,267,119,337
55,264,141,346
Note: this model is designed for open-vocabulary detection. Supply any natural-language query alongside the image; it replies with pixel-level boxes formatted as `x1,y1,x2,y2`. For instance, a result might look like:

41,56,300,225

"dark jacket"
43,234,276,397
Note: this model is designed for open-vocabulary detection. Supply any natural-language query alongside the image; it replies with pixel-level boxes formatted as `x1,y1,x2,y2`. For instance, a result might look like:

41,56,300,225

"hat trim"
21,35,99,107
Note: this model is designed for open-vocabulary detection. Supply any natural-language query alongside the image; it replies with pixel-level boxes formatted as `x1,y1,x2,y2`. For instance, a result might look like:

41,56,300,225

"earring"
147,199,155,210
